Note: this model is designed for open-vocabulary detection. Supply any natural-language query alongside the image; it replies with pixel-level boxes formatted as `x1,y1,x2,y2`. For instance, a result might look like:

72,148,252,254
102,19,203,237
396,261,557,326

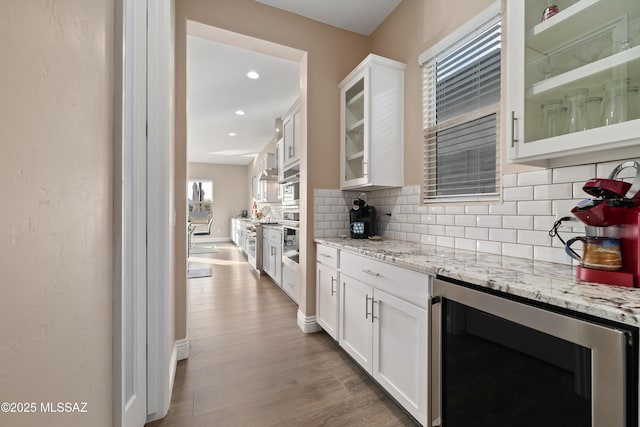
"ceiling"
187,1,401,166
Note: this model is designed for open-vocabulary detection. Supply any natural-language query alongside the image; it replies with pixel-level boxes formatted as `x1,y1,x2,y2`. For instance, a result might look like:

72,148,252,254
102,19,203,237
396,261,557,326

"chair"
193,216,213,236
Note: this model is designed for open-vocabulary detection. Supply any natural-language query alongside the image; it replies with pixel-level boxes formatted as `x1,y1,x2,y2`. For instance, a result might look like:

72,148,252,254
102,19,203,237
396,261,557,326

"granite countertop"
315,237,640,327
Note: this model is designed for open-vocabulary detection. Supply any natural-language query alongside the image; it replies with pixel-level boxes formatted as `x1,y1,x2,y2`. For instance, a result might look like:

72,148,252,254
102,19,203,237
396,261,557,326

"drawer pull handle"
362,269,380,277
320,253,333,258
371,299,378,323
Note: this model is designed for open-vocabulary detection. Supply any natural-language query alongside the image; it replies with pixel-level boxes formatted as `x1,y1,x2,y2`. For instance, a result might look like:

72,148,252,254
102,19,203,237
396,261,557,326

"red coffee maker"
569,161,640,287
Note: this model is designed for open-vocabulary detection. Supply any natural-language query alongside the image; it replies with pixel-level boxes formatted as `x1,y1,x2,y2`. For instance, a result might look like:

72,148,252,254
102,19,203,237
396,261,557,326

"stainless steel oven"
282,181,299,206
282,224,298,266
430,277,638,427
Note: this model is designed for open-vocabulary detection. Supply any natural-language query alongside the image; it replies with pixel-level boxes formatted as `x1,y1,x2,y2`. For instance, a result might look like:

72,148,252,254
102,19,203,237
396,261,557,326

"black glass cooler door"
441,299,591,427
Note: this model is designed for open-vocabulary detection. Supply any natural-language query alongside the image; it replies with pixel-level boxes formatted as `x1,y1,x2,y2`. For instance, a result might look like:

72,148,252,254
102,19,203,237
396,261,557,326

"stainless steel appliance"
282,181,300,206
282,224,298,266
430,277,638,427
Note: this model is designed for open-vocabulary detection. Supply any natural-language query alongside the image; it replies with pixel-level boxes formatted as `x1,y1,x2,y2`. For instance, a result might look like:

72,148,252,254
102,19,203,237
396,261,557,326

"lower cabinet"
262,227,282,286
316,244,340,341
338,251,428,426
282,262,299,304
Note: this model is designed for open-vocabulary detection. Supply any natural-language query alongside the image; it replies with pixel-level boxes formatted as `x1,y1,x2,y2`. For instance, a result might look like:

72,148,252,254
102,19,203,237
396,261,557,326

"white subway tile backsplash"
455,215,477,227
553,164,596,183
518,169,552,186
477,240,502,254
455,238,477,251
476,215,502,228
502,215,533,230
502,173,517,187
534,183,572,200
502,243,533,259
489,202,517,215
517,200,552,215
445,205,465,214
518,230,552,246
465,205,489,215
466,227,489,240
503,186,534,201
437,215,455,225
489,228,517,243
314,158,627,265
445,225,465,237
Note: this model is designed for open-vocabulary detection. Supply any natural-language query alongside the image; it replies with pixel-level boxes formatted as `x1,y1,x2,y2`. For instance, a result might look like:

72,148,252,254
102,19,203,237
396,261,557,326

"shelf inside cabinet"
347,151,364,161
347,119,365,133
526,45,640,99
347,90,364,108
527,0,638,53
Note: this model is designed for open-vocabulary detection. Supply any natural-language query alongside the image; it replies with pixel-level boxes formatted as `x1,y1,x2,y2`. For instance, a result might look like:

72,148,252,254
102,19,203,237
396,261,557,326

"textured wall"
0,1,113,426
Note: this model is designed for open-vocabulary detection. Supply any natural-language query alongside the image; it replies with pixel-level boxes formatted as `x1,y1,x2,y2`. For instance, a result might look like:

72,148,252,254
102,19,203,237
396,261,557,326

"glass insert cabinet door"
343,76,367,183
506,0,640,163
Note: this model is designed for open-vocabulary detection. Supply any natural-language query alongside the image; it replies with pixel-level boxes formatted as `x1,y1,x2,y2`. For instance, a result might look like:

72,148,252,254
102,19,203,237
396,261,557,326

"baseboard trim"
176,333,190,361
297,310,322,334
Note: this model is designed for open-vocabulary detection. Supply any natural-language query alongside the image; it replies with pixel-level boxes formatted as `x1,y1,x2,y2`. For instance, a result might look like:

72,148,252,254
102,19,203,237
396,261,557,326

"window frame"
419,2,503,204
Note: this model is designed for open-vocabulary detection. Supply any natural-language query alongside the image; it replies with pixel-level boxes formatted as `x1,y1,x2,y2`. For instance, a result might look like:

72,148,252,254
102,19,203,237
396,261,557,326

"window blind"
422,18,502,202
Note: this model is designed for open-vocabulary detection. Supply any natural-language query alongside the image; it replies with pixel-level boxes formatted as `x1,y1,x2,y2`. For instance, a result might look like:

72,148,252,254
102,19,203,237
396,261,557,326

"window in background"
188,179,213,221
420,3,502,203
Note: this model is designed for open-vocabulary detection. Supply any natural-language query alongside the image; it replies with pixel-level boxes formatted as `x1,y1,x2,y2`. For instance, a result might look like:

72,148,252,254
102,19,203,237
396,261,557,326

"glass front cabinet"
506,0,640,165
339,54,405,190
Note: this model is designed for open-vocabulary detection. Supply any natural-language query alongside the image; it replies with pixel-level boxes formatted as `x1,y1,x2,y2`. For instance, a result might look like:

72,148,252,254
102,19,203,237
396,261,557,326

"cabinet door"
506,0,640,164
340,72,369,188
272,240,282,285
316,262,339,340
339,275,373,371
283,116,295,167
372,289,427,425
276,139,284,183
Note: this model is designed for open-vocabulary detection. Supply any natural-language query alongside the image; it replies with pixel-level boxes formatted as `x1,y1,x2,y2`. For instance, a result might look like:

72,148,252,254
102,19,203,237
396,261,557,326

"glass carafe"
565,88,588,133
585,96,603,129
602,79,628,125
628,85,639,120
541,99,564,139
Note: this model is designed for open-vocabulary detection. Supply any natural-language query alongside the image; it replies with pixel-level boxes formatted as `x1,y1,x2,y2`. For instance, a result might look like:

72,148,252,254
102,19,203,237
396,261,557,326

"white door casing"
113,0,148,426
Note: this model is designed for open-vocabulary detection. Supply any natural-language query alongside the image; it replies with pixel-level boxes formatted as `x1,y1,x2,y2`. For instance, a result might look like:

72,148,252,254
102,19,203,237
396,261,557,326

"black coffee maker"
349,198,376,239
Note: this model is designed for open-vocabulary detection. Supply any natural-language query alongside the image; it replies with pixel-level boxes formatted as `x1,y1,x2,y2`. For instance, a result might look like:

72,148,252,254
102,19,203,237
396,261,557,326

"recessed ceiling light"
246,71,260,79
228,132,236,136
235,110,245,116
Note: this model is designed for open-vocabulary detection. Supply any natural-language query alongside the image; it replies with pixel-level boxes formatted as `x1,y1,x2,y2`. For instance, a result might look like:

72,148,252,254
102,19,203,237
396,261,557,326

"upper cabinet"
339,54,405,191
282,98,301,170
506,0,640,166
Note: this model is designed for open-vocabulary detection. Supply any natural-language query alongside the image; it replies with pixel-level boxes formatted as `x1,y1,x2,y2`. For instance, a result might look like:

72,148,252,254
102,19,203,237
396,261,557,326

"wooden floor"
146,242,418,427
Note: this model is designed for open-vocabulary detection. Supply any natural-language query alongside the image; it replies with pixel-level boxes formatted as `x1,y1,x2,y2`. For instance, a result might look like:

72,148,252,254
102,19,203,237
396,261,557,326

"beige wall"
175,0,368,331
189,162,250,237
0,1,113,426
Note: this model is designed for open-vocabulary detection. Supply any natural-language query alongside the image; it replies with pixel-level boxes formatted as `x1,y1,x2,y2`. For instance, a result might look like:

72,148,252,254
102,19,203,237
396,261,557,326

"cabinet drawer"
268,228,282,246
340,251,429,309
317,244,339,268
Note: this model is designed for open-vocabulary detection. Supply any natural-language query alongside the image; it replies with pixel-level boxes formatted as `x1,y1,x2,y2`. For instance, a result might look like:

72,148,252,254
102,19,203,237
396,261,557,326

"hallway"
147,242,417,426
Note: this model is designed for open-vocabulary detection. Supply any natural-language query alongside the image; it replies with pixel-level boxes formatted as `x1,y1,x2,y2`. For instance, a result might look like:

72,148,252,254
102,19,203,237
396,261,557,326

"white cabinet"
316,244,339,340
339,54,405,191
256,180,279,203
282,99,300,170
338,251,428,425
506,0,640,165
282,262,299,304
262,227,282,286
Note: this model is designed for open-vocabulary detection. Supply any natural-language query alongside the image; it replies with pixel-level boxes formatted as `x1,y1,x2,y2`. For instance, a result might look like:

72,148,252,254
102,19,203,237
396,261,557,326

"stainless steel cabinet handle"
365,294,372,319
371,299,378,323
320,253,333,258
362,269,380,277
511,110,519,147
331,277,336,296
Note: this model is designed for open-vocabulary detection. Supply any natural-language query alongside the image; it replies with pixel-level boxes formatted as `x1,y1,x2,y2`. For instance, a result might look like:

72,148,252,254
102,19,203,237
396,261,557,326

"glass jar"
541,99,564,138
585,96,603,129
628,85,639,121
564,88,588,133
602,79,628,125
